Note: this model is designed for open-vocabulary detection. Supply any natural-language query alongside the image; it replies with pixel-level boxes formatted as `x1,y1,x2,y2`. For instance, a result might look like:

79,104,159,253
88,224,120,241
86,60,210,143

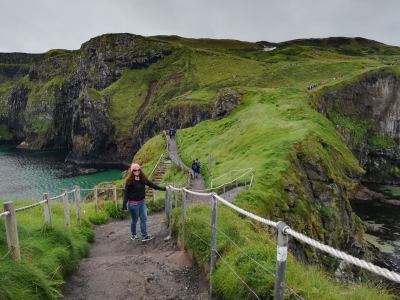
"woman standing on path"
122,163,168,242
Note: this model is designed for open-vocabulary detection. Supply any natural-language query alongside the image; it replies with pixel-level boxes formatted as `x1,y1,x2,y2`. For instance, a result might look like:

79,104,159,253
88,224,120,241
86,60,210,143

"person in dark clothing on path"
192,160,199,178
122,163,168,242
169,127,176,139
195,158,201,169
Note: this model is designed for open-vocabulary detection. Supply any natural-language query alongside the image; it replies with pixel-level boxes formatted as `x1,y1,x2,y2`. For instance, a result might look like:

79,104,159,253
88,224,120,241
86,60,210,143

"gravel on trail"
61,135,243,299
61,211,212,300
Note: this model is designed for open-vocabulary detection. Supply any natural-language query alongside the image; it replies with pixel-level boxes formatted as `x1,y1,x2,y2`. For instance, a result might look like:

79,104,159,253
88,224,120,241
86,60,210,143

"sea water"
0,146,126,201
350,183,400,267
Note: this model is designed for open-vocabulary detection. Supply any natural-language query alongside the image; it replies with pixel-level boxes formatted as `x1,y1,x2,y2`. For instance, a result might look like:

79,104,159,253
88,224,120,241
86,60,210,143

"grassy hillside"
102,35,399,140
2,35,400,298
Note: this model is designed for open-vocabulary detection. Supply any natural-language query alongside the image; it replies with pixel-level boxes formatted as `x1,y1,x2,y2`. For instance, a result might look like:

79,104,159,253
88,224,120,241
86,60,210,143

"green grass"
2,34,400,299
177,87,362,219
171,204,393,300
0,124,14,139
0,199,108,299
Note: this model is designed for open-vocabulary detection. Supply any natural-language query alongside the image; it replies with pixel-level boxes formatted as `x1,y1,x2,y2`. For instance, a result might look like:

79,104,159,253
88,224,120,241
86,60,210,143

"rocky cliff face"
318,71,400,183
0,33,214,165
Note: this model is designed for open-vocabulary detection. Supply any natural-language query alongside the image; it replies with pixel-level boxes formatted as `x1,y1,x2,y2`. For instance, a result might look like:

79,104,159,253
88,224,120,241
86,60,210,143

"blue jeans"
128,200,148,237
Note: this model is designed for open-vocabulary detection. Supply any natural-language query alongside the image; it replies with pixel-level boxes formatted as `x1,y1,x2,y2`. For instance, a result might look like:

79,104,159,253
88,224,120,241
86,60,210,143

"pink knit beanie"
130,163,141,172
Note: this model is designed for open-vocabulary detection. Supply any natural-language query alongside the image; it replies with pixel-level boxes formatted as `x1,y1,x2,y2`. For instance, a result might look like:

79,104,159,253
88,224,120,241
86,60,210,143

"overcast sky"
1,0,399,53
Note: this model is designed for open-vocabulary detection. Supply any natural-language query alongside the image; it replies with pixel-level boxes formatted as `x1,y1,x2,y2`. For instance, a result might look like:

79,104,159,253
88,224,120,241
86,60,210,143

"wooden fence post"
182,190,186,250
168,188,173,238
210,193,218,296
62,189,70,231
3,201,20,261
113,185,117,208
74,185,82,226
165,189,170,228
43,193,52,227
174,183,177,208
94,186,98,213
274,221,289,300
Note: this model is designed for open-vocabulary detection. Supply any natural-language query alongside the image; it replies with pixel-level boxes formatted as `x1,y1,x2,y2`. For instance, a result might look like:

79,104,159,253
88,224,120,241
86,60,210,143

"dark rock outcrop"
55,164,100,178
0,33,177,164
211,88,241,120
318,71,400,183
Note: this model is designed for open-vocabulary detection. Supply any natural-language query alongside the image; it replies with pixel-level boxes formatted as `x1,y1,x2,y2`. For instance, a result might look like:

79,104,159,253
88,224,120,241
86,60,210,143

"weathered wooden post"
113,185,117,208
210,193,218,295
181,189,186,250
62,189,70,231
94,186,98,213
163,187,173,241
43,193,52,227
3,201,20,260
174,183,177,208
168,188,173,238
74,185,82,226
165,188,170,228
274,221,289,300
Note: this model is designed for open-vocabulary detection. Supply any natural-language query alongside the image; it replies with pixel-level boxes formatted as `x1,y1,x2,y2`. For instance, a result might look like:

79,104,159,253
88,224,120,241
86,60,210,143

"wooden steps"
145,160,171,199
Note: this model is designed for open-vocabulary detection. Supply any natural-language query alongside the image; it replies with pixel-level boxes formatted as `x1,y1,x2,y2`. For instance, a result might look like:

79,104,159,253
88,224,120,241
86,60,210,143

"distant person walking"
192,160,199,178
122,163,168,242
169,127,176,139
195,158,202,169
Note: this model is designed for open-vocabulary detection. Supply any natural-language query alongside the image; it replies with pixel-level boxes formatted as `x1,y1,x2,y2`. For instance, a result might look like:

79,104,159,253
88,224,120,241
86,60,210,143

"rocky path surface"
61,135,245,300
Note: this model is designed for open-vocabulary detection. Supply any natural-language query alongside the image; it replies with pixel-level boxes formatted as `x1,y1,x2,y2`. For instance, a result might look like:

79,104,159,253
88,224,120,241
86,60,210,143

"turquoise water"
0,146,126,200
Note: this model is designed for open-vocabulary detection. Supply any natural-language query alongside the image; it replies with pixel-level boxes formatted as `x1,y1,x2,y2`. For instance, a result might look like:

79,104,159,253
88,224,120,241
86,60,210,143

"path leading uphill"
61,137,215,300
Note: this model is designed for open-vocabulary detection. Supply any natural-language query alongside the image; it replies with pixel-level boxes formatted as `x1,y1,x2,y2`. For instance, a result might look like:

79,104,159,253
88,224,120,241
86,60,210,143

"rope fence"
1,184,120,260
165,184,400,299
0,211,10,218
2,156,400,299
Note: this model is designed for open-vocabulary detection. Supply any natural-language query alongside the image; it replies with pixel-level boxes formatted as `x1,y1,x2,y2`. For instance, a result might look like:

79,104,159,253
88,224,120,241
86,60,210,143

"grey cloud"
1,0,399,53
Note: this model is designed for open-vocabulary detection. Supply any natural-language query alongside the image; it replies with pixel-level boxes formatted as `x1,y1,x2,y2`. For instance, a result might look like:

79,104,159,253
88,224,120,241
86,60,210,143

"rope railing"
176,133,212,177
1,183,120,261
168,152,192,189
0,247,12,260
164,185,400,299
149,153,165,179
0,211,10,218
285,228,400,283
180,192,304,299
210,168,254,191
15,199,47,212
50,193,66,201
211,168,253,183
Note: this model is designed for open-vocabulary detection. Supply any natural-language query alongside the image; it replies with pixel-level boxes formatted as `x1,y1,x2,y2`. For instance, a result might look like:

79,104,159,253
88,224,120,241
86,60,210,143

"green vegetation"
172,205,393,300
0,124,14,139
176,87,363,221
2,34,400,299
87,88,102,101
168,85,394,298
0,200,118,299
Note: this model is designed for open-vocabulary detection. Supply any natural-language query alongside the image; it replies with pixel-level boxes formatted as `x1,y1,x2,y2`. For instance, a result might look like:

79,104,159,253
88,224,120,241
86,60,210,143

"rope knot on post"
276,221,290,235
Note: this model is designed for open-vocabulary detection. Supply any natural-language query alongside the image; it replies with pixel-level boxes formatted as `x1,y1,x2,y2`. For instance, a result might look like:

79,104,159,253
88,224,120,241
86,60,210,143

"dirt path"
61,136,213,300
61,135,245,299
61,211,211,300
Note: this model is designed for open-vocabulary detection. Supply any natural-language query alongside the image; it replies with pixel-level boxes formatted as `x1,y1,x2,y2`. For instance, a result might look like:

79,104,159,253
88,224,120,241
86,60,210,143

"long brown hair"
126,169,148,186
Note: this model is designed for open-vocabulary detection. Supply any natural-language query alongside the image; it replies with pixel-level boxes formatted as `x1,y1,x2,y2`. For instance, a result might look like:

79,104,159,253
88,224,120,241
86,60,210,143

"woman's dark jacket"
122,180,166,210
